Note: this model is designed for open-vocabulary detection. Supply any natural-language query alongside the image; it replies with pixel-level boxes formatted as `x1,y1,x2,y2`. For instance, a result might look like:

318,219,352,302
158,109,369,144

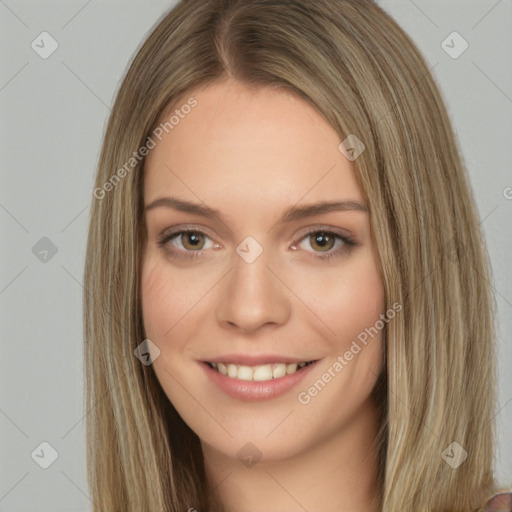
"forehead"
143,80,363,211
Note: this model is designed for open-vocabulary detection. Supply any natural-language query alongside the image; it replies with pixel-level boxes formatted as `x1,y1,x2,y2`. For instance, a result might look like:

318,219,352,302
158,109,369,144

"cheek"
140,254,217,352
306,252,385,345
141,256,185,344
141,259,169,339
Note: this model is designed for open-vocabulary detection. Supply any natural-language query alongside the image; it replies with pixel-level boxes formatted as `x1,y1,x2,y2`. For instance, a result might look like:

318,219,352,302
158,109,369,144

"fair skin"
141,78,384,512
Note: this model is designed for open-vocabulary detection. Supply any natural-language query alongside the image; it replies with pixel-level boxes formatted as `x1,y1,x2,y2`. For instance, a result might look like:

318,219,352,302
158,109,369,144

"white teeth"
272,364,287,379
209,361,313,381
286,363,298,374
237,366,253,381
227,364,238,378
253,365,273,381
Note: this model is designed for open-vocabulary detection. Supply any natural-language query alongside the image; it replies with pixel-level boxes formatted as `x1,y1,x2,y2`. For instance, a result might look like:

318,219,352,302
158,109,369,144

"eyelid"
294,225,355,245
157,224,218,244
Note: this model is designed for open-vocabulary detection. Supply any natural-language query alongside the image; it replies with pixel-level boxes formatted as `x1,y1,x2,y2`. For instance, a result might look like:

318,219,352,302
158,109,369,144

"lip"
202,354,315,365
199,359,320,402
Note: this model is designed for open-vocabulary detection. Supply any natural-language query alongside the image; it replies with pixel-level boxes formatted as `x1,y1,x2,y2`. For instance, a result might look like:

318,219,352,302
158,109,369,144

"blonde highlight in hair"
83,1,507,510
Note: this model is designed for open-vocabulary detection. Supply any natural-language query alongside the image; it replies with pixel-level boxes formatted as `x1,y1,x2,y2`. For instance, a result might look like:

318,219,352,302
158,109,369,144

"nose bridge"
215,242,290,332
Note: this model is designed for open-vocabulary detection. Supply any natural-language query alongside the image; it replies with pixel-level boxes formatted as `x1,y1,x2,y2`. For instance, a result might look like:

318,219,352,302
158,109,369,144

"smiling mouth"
205,360,317,381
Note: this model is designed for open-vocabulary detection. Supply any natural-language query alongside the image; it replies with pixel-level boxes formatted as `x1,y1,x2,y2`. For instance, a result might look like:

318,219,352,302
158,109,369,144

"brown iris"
181,232,206,251
308,231,335,252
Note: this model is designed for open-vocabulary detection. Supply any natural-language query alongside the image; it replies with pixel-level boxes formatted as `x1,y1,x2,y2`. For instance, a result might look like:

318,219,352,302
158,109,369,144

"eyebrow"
145,196,368,225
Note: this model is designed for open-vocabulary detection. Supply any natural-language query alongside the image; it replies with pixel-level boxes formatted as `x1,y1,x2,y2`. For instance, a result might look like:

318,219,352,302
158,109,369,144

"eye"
157,229,218,259
292,228,355,259
157,226,356,260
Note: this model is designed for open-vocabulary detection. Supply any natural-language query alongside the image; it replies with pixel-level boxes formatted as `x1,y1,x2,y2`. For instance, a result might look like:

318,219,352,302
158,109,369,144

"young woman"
83,0,511,510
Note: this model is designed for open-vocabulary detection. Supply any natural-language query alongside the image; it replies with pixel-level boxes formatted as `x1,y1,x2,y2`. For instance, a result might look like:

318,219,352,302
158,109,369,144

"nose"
215,248,291,334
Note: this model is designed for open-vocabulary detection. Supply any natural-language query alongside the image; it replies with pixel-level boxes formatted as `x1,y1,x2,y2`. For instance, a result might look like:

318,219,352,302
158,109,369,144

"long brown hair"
83,0,507,510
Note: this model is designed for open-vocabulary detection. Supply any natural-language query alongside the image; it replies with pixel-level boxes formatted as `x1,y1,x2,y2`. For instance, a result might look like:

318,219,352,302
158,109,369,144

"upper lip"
202,354,317,365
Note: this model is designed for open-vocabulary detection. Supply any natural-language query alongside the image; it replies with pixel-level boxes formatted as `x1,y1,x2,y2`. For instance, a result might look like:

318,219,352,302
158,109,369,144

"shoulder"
478,490,512,511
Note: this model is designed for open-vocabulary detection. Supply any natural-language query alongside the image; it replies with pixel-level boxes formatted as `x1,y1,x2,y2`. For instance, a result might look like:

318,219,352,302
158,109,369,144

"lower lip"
199,360,319,402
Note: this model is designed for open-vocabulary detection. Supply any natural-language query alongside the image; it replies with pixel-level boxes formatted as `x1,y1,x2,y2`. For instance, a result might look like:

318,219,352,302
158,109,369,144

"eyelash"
156,226,356,261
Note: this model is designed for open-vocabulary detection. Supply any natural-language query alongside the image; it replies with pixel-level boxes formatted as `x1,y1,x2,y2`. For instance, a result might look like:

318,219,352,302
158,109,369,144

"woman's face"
141,79,385,464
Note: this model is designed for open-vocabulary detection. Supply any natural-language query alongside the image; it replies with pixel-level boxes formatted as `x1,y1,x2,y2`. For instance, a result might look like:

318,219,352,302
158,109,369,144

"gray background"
1,1,511,510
